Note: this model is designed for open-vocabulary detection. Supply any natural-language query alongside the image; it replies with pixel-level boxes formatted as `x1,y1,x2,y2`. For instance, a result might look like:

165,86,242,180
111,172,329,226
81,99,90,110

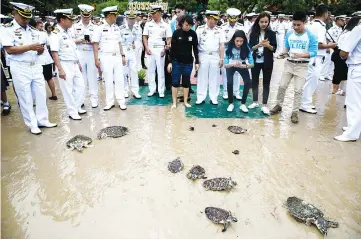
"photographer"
248,12,277,115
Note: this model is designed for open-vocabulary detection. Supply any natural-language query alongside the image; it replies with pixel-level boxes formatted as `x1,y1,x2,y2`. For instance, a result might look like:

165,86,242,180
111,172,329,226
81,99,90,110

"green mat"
128,85,268,119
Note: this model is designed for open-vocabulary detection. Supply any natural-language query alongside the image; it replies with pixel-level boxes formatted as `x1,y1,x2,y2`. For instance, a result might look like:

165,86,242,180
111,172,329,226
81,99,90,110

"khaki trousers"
276,60,308,112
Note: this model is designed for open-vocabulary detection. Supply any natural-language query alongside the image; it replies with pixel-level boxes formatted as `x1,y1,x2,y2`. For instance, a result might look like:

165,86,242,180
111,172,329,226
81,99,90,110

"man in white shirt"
143,5,172,98
50,8,86,120
93,6,127,111
300,4,337,114
196,10,226,105
335,20,361,141
275,14,288,57
73,4,99,108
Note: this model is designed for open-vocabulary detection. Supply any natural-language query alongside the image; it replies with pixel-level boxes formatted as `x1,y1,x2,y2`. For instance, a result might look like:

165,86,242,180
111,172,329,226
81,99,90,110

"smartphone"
84,35,90,42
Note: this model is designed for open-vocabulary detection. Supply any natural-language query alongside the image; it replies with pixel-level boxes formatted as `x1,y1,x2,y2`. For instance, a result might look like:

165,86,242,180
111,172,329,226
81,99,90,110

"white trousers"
135,40,142,71
147,47,165,95
343,66,361,140
197,53,220,102
78,50,98,105
123,48,140,95
58,61,85,117
10,61,49,129
100,54,125,106
221,66,240,95
301,56,324,109
321,52,334,79
276,33,285,55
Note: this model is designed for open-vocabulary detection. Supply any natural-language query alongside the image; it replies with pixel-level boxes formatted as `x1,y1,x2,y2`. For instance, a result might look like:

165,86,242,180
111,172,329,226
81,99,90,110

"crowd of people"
0,2,360,142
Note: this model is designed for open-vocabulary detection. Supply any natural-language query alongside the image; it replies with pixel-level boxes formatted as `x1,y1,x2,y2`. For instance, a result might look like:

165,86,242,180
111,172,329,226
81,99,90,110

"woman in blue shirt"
224,30,254,112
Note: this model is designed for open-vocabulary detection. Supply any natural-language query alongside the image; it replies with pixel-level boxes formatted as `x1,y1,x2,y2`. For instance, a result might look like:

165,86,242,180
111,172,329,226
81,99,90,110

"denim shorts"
171,60,193,88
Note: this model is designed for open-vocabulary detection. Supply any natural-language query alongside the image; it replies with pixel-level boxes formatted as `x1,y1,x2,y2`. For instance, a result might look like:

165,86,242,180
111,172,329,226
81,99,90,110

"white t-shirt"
339,25,361,65
307,19,327,56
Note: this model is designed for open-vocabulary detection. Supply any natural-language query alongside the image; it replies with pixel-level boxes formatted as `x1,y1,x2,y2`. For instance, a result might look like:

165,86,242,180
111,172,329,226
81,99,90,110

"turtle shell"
203,177,236,191
187,165,206,180
97,126,129,139
168,157,183,173
66,135,92,147
228,126,247,134
286,197,324,221
205,207,231,224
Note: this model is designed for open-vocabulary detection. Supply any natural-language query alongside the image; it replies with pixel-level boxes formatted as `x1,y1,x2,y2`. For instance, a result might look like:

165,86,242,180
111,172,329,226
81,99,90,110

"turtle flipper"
68,146,75,151
85,144,95,148
202,176,208,179
222,222,229,232
326,220,339,228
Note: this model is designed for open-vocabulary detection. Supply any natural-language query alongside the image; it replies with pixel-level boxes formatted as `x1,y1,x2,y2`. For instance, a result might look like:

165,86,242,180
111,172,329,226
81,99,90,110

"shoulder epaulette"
236,22,244,26
222,23,227,26
52,28,60,34
198,25,205,28
29,25,37,30
4,22,13,28
119,25,126,29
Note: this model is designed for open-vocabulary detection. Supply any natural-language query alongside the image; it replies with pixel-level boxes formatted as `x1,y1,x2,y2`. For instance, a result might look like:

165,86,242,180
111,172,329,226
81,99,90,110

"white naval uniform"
120,23,141,96
196,24,226,103
2,20,52,129
301,19,327,110
321,25,343,80
243,20,252,34
73,21,98,107
143,19,172,95
275,21,287,56
221,22,244,97
339,25,361,140
92,22,126,107
50,24,85,118
134,21,143,71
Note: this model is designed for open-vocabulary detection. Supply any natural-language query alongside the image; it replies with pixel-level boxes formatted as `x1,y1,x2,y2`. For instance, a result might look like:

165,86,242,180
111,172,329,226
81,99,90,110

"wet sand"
1,59,361,238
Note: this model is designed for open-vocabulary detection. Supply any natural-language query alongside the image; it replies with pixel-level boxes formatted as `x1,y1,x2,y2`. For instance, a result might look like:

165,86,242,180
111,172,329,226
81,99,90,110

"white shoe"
319,76,326,81
261,106,270,115
248,102,259,109
69,115,82,120
159,93,165,98
222,92,228,100
103,105,115,111
119,104,127,110
148,92,155,97
310,105,316,109
78,108,87,115
210,100,218,105
38,122,57,128
334,135,357,142
234,94,242,100
91,102,98,108
300,107,317,114
133,93,141,99
125,92,129,98
30,127,42,135
342,126,349,131
227,104,234,112
240,104,248,113
196,100,204,105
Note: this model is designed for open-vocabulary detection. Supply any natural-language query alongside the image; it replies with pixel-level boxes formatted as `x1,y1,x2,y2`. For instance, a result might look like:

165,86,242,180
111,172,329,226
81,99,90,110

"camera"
84,35,90,42
256,52,263,58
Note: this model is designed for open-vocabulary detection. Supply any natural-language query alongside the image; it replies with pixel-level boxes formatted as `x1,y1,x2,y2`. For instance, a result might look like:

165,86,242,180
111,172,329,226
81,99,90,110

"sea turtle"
203,177,237,191
97,126,129,139
227,126,247,134
168,157,183,173
232,150,239,155
189,126,195,131
285,196,339,235
212,124,217,127
66,135,93,152
205,207,238,232
187,165,207,180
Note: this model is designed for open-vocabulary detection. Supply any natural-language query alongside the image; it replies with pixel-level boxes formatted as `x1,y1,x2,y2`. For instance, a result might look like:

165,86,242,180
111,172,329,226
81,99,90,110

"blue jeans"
171,60,192,88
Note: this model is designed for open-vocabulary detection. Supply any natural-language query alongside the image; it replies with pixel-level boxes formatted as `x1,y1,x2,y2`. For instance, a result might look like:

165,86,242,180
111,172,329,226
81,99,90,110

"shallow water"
1,59,361,238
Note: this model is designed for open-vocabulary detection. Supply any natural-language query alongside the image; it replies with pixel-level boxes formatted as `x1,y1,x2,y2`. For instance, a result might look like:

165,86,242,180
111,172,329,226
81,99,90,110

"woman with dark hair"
332,16,361,95
248,12,277,115
168,15,199,108
224,30,254,112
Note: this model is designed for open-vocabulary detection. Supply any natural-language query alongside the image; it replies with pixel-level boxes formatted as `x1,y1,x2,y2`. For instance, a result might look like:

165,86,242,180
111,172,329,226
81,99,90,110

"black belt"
287,59,309,64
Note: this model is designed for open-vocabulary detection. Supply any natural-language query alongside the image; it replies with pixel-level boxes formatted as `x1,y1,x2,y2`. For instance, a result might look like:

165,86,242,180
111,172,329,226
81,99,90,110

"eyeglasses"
175,11,181,14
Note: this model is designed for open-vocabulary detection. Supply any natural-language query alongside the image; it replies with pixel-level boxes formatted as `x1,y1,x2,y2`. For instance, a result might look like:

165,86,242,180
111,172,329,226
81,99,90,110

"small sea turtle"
212,124,217,127
227,126,247,134
205,207,238,232
285,197,339,235
189,126,195,131
168,157,183,173
203,177,237,191
187,165,207,180
66,135,93,152
97,126,129,139
232,150,239,155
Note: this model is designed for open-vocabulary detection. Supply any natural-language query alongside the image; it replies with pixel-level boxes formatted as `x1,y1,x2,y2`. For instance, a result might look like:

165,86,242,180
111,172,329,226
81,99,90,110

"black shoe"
2,105,11,116
142,66,147,70
81,103,85,108
49,96,58,100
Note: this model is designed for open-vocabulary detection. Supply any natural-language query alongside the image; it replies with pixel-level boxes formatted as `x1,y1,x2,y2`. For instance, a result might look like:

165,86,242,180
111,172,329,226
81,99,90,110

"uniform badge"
188,36,192,41
103,29,108,32
14,29,21,33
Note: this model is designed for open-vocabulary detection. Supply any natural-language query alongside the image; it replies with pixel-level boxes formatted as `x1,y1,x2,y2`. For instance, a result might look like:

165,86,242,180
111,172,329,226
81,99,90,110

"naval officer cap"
336,15,347,20
10,2,35,19
125,11,136,19
226,8,241,21
102,6,118,15
54,9,77,20
205,10,220,20
150,5,163,13
352,10,361,17
78,4,94,17
278,13,286,18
